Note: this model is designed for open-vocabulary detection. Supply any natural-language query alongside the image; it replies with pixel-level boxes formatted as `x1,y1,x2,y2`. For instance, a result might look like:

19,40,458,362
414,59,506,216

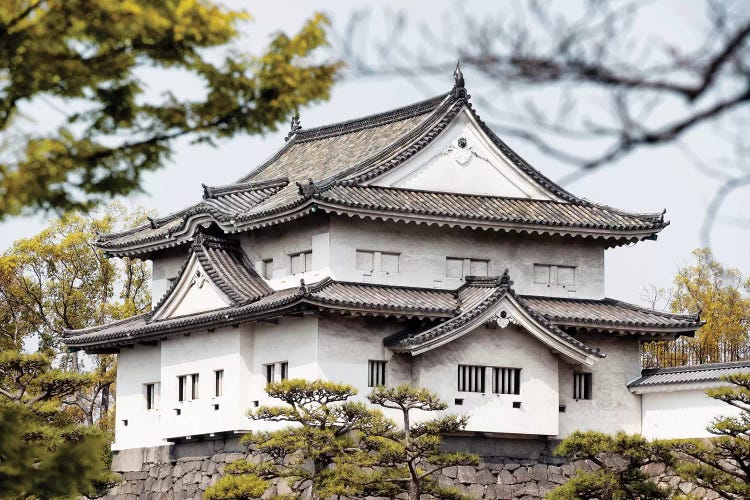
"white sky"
1,0,748,307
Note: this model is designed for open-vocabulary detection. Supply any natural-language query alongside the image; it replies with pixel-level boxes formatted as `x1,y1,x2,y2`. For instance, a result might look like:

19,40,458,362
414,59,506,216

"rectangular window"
356,250,400,274
191,373,199,400
356,250,374,272
534,264,576,286
368,360,387,387
290,251,312,274
280,362,288,381
264,362,288,383
265,363,275,384
457,364,486,393
262,259,273,280
573,373,593,400
214,370,224,398
145,383,158,410
178,375,187,402
446,258,490,279
492,367,521,395
380,252,400,274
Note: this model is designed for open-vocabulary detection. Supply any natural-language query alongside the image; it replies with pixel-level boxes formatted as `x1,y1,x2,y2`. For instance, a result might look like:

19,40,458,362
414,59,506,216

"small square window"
380,252,400,274
368,360,387,387
469,259,489,276
534,264,551,284
262,259,273,280
446,258,464,279
356,250,374,272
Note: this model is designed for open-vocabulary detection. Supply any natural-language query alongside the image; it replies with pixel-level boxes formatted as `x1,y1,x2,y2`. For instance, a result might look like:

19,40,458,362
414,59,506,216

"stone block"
443,466,457,478
513,467,529,482
477,467,495,485
530,464,547,481
466,484,485,498
495,484,513,500
504,462,520,471
224,452,245,463
497,469,516,485
112,448,148,473
457,465,477,484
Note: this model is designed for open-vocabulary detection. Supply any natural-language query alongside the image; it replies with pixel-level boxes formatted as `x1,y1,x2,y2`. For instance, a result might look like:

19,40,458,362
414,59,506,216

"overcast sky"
1,0,748,307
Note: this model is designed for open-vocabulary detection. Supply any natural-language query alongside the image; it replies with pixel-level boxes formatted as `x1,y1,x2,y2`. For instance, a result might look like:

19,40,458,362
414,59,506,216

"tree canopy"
0,1,339,218
643,248,750,367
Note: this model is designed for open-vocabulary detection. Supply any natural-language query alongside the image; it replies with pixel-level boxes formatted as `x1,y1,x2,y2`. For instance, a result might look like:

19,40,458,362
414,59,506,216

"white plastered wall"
558,335,642,437
640,385,742,439
329,216,604,299
416,323,560,436
114,344,165,450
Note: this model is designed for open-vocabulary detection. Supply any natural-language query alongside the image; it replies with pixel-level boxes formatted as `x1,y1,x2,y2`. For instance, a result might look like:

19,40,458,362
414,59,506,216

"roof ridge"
293,93,450,142
203,177,290,198
521,294,699,320
641,360,750,375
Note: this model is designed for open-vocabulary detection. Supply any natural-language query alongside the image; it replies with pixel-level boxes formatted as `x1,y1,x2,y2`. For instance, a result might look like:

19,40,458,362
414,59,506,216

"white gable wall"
370,109,558,200
417,323,560,436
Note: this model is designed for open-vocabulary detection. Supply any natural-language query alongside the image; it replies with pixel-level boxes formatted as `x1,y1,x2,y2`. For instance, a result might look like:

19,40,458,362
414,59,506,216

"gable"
368,109,560,200
151,255,231,320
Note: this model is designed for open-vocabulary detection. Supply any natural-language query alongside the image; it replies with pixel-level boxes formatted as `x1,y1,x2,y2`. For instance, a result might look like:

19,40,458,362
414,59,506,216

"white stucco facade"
76,86,712,452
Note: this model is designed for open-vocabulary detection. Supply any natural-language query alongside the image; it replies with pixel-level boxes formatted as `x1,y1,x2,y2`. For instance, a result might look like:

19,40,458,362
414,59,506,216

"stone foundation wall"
103,439,715,500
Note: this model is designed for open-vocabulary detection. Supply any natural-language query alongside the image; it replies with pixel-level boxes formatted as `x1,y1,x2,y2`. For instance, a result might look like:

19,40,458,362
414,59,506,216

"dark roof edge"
640,360,750,376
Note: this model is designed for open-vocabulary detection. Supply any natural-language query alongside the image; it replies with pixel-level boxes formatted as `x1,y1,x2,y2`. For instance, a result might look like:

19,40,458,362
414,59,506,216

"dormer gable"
367,107,560,200
151,234,271,321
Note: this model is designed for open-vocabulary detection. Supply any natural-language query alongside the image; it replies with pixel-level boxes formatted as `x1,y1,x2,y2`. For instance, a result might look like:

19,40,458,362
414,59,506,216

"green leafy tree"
0,350,114,498
0,1,338,218
0,203,152,425
671,373,750,500
547,431,675,500
204,379,390,499
328,385,478,500
644,248,750,367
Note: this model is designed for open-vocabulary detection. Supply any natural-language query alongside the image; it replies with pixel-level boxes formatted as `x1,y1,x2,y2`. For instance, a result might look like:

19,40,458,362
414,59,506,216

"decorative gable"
369,109,559,200
151,255,231,320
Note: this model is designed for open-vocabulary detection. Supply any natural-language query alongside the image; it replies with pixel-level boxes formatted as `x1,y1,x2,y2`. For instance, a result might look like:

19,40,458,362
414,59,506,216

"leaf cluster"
0,1,340,218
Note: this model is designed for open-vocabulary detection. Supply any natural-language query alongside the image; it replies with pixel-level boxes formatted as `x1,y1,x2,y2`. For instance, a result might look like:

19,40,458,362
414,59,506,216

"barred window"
280,362,288,381
492,367,521,395
573,373,592,400
145,383,158,410
368,360,387,387
457,364,486,392
214,370,224,397
264,363,274,384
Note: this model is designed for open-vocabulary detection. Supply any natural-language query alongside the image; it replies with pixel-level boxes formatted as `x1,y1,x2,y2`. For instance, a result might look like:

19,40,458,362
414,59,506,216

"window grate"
214,370,224,397
573,372,592,400
492,367,521,395
457,364,486,392
368,360,387,387
145,383,157,410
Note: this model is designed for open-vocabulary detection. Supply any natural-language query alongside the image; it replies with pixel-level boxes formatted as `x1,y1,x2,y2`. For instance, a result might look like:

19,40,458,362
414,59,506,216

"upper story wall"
148,213,606,304
328,216,604,299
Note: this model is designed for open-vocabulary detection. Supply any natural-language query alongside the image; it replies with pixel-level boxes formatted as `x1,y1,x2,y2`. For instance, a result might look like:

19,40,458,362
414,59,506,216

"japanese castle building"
65,69,704,451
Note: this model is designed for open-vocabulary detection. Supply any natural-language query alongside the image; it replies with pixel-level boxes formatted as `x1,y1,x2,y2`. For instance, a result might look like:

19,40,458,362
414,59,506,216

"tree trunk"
101,384,110,414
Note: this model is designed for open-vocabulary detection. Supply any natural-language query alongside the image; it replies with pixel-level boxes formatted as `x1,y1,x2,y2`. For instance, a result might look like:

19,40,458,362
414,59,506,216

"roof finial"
286,112,302,141
147,216,158,230
499,268,513,289
202,183,211,199
451,61,468,99
298,278,308,296
453,61,465,88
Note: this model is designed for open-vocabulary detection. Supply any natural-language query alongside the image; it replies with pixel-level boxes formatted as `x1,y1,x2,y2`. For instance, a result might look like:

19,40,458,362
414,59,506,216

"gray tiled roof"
63,278,458,350
96,89,668,256
521,296,701,332
64,261,701,351
318,185,666,236
629,361,750,388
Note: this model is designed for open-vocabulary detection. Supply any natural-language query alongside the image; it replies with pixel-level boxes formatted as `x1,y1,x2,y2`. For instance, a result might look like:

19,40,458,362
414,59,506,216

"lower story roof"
629,361,750,391
64,275,701,354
